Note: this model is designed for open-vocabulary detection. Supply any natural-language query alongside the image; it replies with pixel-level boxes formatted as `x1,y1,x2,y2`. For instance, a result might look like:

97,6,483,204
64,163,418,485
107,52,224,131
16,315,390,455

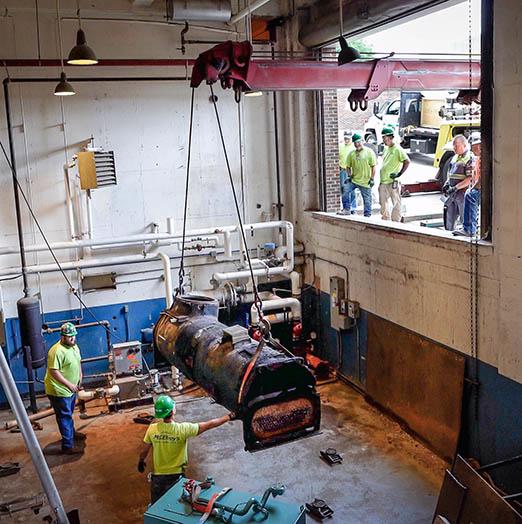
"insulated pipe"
298,0,464,48
77,384,120,401
0,221,291,256
157,253,173,307
63,165,77,240
228,0,273,25
0,348,70,524
250,297,301,326
169,0,231,22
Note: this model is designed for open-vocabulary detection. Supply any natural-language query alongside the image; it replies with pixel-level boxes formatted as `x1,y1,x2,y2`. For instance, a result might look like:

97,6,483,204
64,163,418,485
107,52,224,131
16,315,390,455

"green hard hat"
60,322,77,337
382,126,395,137
154,395,176,419
352,132,362,142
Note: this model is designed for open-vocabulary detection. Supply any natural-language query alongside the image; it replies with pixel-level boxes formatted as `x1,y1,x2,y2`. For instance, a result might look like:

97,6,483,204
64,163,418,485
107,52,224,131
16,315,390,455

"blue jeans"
340,170,356,211
463,187,480,235
48,394,76,449
342,180,372,217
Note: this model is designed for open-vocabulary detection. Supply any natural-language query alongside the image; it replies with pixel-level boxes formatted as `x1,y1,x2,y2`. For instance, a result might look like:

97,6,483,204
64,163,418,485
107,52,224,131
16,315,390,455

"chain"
468,0,480,427
177,87,196,297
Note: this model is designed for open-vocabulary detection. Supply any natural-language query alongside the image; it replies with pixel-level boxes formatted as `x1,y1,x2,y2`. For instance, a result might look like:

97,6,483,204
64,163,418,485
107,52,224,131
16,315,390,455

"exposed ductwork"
299,0,461,48
167,0,231,22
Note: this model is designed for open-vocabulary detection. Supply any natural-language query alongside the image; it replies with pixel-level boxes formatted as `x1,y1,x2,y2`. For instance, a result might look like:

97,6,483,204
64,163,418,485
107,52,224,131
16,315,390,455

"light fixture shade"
67,28,98,65
54,72,76,96
338,36,360,65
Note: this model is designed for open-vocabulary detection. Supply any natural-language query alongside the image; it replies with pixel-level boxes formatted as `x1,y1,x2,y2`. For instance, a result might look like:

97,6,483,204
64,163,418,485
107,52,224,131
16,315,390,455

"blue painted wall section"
1,297,166,404
316,289,522,490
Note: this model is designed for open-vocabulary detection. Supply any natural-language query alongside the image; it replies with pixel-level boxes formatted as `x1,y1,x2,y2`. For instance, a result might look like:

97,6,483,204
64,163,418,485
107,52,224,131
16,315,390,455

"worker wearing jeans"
378,127,410,222
443,134,475,231
138,395,235,504
344,133,377,217
44,322,85,454
454,132,481,237
339,130,356,213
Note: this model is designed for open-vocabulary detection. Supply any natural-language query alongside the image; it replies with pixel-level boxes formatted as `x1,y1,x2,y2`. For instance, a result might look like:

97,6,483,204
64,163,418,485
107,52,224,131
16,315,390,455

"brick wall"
321,89,402,211
323,90,341,212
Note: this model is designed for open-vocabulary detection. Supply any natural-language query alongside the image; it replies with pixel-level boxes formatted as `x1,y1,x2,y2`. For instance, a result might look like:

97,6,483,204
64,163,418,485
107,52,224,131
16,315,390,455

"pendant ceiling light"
54,71,76,96
67,1,98,65
54,0,75,96
337,0,360,65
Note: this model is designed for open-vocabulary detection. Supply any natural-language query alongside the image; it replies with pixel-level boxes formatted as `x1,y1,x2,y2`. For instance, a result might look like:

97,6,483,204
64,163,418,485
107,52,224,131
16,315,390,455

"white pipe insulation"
157,253,173,308
212,221,294,283
250,295,302,326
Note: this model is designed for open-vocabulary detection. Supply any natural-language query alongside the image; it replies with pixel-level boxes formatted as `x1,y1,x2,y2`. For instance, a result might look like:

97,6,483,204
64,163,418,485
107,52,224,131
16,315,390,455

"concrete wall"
278,0,522,465
0,1,280,320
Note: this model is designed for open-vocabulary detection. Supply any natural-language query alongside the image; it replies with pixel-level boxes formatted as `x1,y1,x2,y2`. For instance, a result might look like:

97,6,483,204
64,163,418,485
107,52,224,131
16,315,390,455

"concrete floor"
0,382,445,524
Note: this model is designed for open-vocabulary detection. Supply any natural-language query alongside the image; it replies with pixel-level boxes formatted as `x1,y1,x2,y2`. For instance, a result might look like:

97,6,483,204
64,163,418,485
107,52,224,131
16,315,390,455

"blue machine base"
143,478,306,524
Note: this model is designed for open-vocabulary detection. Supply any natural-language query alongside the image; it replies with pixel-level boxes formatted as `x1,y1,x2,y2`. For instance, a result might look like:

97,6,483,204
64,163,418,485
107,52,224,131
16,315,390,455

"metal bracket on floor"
319,448,343,466
305,498,334,520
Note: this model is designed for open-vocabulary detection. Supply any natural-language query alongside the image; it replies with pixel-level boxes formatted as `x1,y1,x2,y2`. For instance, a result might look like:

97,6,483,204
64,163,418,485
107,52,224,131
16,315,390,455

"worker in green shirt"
339,130,356,213
138,395,236,503
44,322,85,455
379,127,410,222
343,133,377,217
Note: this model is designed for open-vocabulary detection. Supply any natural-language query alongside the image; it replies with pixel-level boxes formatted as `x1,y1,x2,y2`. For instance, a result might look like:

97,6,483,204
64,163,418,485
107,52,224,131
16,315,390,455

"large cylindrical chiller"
17,297,46,369
153,295,321,451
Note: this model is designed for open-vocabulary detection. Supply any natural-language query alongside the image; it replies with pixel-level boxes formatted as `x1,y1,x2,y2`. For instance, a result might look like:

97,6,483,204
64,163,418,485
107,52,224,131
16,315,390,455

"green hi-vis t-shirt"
339,143,355,169
346,147,377,188
380,144,409,184
144,421,200,475
44,341,81,397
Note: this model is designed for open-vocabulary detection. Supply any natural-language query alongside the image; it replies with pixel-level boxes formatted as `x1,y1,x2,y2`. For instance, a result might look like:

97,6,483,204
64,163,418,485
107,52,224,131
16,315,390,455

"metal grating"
94,151,117,187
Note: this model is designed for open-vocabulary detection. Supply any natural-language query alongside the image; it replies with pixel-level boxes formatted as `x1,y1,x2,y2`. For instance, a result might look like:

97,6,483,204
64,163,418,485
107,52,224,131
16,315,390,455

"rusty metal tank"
153,295,321,451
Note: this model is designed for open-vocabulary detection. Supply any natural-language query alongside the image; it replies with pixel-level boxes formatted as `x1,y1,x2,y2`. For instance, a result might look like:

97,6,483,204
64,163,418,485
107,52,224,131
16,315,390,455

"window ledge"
310,212,493,251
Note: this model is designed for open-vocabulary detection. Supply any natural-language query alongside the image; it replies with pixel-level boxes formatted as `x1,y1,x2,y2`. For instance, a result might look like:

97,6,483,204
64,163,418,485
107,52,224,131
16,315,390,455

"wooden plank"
366,314,465,460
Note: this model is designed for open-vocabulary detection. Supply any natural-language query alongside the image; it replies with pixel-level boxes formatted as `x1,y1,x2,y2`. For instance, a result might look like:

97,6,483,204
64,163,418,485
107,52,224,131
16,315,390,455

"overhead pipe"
228,0,273,25
168,0,231,22
298,0,464,48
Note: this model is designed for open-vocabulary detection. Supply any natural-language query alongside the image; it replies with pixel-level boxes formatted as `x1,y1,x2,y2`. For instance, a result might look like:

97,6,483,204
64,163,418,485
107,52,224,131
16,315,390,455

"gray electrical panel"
110,341,143,376
329,276,352,330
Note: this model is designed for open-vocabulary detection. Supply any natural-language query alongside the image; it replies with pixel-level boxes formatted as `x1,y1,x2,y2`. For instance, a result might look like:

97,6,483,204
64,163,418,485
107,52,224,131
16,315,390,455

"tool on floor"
319,448,343,466
144,477,306,523
0,462,20,478
305,499,334,520
0,494,46,518
133,413,155,425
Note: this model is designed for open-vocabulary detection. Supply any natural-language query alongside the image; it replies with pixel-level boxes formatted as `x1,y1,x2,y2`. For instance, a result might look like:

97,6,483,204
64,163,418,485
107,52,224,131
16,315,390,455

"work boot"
74,431,87,441
61,445,84,455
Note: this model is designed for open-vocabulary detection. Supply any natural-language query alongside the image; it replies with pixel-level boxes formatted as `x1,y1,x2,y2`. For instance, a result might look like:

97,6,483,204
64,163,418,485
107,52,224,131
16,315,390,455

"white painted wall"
279,0,522,385
0,1,279,317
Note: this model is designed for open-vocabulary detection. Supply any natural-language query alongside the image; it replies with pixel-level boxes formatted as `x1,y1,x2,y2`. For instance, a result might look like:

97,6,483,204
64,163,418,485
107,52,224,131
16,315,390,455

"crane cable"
208,84,264,321
176,87,196,296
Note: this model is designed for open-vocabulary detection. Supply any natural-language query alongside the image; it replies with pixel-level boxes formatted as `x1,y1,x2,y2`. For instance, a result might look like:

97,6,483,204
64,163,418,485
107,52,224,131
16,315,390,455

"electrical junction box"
348,300,360,319
110,341,143,376
329,276,352,330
